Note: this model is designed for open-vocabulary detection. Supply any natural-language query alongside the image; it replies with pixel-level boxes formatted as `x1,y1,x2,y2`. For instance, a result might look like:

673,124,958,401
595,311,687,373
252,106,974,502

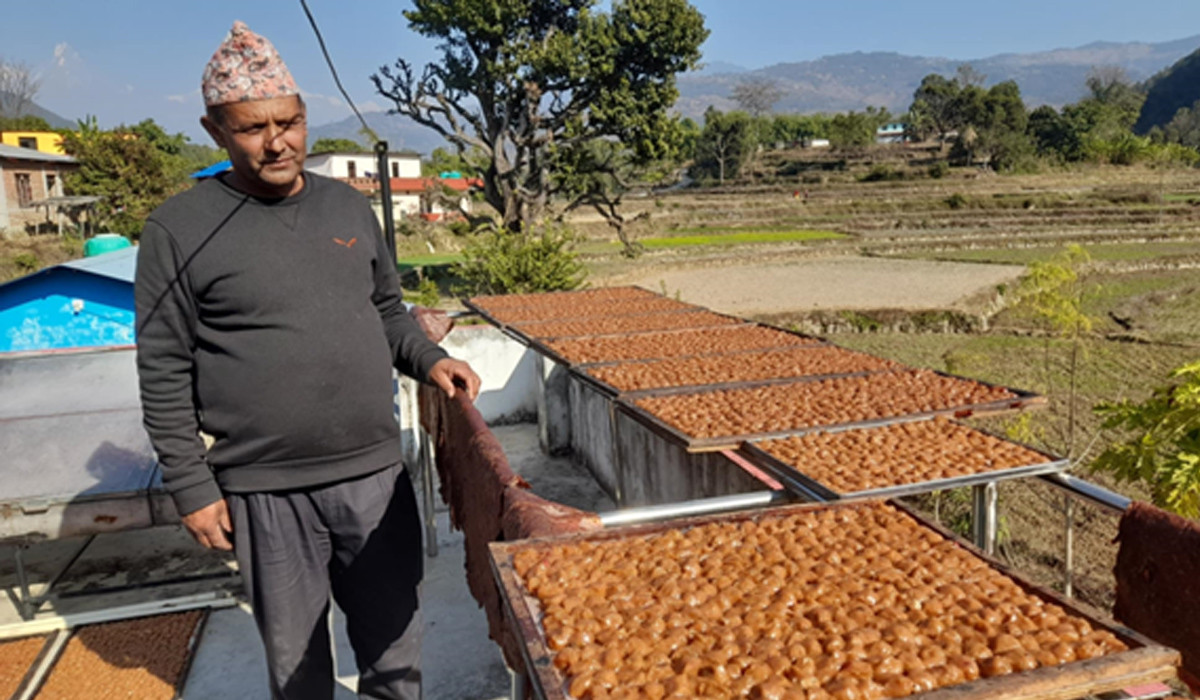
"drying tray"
462,296,702,327
614,369,1047,453
464,286,660,315
499,308,750,347
737,419,1070,502
521,322,826,370
570,343,892,398
490,499,1180,700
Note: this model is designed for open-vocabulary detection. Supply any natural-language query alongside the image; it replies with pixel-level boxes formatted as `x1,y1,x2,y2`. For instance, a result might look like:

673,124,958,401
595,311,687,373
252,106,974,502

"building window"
45,173,57,196
347,161,357,179
391,162,399,178
18,137,37,150
16,174,33,207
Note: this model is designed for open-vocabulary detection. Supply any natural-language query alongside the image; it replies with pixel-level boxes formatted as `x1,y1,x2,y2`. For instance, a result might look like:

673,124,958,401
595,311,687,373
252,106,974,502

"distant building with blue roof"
0,246,137,353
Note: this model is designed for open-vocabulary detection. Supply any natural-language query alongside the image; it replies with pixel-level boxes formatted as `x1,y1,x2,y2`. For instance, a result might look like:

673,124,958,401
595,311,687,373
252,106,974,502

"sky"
4,0,1200,144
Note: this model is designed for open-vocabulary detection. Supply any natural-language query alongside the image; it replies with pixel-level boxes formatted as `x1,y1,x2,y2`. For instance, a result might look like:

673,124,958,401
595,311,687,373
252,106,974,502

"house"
876,122,908,144
0,143,77,233
0,246,135,353
345,175,482,222
304,150,421,180
0,130,66,155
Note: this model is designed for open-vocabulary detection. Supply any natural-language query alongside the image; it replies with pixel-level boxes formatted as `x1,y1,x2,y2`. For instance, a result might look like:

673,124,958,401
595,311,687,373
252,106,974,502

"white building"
304,150,421,180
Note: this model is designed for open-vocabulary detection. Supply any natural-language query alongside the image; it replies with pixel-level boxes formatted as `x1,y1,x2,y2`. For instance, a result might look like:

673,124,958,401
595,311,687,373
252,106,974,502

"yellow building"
0,131,66,155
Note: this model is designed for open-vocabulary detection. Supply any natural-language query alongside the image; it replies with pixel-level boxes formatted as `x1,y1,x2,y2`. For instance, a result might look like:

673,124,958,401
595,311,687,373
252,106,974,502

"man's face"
202,95,307,198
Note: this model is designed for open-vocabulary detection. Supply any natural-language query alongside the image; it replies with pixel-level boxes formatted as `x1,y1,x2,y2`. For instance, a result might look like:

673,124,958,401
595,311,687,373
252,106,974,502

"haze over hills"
13,34,1200,156
676,34,1200,118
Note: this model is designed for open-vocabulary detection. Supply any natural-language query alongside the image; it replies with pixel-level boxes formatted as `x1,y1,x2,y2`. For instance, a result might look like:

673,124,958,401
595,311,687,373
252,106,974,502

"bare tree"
955,64,986,89
0,57,42,119
730,77,783,118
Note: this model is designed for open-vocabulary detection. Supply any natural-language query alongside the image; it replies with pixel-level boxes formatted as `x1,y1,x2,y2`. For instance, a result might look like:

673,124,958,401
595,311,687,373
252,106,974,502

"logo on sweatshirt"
333,237,357,248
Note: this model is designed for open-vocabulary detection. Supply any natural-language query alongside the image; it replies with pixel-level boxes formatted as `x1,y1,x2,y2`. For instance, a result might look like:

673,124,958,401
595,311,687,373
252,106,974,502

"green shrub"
857,163,906,182
408,277,441,307
452,224,586,296
927,161,949,179
13,252,39,272
945,193,968,210
447,219,472,236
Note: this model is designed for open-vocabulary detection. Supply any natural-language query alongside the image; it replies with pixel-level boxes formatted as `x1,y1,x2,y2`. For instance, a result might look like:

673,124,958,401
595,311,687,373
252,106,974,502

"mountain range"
15,34,1200,156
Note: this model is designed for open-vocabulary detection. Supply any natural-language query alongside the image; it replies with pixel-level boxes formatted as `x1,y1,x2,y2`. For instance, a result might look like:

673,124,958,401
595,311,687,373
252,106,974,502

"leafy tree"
1093,360,1200,518
310,137,367,154
0,114,52,132
1009,245,1097,457
0,57,41,119
452,224,586,295
692,107,753,184
828,107,889,150
909,74,961,142
422,145,485,177
373,0,708,232
60,117,193,237
768,113,831,146
730,77,782,117
1159,100,1200,148
1084,67,1145,134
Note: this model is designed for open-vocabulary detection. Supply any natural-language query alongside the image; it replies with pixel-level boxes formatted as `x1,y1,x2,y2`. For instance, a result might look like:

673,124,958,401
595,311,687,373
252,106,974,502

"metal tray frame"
615,369,1047,453
737,418,1070,502
489,499,1179,700
470,299,704,327
503,308,750,346
462,286,659,317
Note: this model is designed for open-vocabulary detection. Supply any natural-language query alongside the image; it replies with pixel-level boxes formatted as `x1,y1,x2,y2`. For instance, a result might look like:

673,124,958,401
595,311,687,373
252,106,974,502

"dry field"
578,153,1200,613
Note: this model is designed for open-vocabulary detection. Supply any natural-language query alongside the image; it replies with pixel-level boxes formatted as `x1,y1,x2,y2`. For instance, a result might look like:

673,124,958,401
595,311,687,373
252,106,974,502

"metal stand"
971,482,998,555
6,535,95,621
1064,494,1075,598
419,428,439,558
510,670,529,700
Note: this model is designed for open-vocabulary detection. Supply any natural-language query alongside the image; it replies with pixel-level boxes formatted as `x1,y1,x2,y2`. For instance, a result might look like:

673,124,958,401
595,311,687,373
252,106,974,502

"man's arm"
135,222,232,549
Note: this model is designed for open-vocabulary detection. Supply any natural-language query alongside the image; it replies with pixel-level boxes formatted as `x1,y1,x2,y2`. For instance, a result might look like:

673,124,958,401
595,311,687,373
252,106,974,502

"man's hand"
428,357,481,401
182,499,234,551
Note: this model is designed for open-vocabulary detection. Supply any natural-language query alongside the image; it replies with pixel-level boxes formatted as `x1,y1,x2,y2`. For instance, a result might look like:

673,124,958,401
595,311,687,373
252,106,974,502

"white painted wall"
305,152,421,179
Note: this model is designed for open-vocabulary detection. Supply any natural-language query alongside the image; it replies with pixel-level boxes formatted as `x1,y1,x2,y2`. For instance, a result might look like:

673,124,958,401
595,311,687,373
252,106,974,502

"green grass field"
640,229,846,248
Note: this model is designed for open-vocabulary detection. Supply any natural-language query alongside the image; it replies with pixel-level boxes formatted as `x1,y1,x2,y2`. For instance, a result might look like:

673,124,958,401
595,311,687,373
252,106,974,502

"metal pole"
510,670,528,700
14,546,34,621
1039,472,1131,514
1064,493,1075,598
599,490,791,528
971,482,998,555
375,141,397,264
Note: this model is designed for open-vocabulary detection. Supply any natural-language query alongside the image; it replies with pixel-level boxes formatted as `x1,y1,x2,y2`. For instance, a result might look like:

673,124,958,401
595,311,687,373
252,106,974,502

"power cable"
297,0,379,144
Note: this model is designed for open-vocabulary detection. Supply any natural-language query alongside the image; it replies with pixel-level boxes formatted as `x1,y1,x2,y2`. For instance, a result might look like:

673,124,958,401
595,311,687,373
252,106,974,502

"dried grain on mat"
514,310,741,339
635,370,1016,440
0,635,48,698
469,286,656,311
587,346,900,392
511,503,1128,699
484,297,696,323
547,326,818,365
36,611,202,700
755,418,1051,495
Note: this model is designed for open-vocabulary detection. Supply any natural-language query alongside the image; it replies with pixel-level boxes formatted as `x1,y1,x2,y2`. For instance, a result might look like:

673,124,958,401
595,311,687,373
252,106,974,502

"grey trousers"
229,465,423,700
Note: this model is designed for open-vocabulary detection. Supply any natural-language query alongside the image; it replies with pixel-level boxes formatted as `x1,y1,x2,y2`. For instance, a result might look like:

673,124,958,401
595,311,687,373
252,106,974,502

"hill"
675,34,1200,118
1134,47,1200,133
0,95,74,129
308,110,446,155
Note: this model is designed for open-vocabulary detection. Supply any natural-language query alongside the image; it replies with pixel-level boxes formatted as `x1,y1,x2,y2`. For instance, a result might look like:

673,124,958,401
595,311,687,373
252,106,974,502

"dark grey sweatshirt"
135,173,447,515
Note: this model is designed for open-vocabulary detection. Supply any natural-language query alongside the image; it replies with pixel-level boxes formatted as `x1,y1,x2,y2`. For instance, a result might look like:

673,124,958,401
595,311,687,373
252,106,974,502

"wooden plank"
489,500,1180,700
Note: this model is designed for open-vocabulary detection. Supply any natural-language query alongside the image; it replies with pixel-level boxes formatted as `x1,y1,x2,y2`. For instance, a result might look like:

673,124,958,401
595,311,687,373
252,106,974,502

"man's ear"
200,115,226,150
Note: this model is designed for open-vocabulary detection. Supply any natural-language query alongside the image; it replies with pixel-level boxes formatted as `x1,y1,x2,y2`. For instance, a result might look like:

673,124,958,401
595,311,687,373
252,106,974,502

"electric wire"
297,0,379,144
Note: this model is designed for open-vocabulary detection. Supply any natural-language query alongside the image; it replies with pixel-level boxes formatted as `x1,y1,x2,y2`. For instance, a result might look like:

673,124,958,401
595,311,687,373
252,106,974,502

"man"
135,21,479,700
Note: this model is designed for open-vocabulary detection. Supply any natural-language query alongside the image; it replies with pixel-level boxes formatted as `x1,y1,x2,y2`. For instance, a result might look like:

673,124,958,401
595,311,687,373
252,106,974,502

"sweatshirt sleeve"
369,220,449,381
135,221,223,516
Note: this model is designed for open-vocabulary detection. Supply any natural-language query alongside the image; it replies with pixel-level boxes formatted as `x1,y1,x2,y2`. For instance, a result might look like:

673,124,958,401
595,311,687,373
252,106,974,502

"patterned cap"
202,21,300,107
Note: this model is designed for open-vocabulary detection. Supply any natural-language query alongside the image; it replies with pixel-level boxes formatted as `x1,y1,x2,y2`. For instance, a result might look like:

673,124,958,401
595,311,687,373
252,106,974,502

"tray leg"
972,482,997,555
1064,493,1075,598
510,670,528,700
420,428,438,558
9,536,95,621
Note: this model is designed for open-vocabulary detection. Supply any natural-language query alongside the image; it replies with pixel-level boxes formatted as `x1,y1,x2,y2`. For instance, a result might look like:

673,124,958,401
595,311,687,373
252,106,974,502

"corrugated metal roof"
0,143,77,163
59,245,138,283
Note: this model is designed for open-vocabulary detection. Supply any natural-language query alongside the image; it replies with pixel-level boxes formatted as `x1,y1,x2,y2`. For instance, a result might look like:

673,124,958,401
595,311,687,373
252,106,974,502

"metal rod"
971,482,998,555
1039,472,1131,514
13,546,34,621
375,141,397,264
598,490,791,528
420,428,439,558
1064,494,1075,598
